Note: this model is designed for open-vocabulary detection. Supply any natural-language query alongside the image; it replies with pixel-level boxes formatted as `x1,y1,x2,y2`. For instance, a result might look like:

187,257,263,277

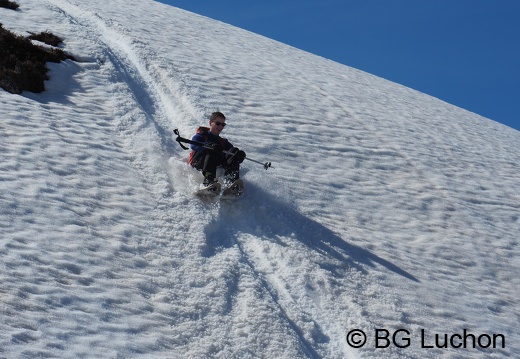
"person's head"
209,111,226,135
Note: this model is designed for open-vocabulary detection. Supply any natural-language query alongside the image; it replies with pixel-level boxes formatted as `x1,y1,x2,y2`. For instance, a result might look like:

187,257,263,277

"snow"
1,0,519,358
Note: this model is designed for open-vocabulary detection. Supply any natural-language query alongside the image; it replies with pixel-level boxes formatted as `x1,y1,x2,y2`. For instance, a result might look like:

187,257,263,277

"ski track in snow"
41,1,354,357
1,0,519,358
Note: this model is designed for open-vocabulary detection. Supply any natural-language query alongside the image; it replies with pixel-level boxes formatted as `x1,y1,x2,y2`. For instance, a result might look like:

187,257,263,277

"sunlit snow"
1,0,519,358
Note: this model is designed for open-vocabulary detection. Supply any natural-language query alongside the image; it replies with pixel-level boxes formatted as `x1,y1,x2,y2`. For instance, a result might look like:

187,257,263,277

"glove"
227,147,246,164
205,142,223,152
235,150,246,163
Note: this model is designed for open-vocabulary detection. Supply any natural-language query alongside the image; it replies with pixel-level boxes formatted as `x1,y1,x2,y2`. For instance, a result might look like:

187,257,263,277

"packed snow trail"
38,0,344,357
1,0,519,358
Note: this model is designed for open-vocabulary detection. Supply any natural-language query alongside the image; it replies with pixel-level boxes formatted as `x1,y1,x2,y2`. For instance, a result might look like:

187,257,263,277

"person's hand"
235,149,246,163
227,147,246,164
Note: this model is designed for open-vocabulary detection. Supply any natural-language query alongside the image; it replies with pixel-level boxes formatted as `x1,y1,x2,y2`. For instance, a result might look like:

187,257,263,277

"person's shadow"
202,181,419,282
201,181,418,357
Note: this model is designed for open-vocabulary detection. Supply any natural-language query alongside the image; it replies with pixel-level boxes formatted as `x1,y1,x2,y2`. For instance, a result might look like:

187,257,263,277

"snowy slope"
1,0,519,358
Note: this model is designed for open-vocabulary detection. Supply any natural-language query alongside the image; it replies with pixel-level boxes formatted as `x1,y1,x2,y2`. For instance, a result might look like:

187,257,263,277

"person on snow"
189,111,246,189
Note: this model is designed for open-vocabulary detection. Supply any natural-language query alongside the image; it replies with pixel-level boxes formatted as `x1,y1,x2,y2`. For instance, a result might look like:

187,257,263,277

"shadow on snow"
201,181,418,358
203,181,419,284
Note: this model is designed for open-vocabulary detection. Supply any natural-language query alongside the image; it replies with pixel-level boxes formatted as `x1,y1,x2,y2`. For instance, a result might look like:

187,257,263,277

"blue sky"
158,0,520,132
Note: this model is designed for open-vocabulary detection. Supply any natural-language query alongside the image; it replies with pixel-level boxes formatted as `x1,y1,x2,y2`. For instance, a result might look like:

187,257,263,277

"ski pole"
173,129,273,170
220,149,272,170
243,156,272,170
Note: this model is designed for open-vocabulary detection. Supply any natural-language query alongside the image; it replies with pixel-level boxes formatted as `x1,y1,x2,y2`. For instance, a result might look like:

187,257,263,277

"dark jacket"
188,127,233,165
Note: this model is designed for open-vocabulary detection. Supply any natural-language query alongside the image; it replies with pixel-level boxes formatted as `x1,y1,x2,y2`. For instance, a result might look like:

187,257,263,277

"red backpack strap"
197,126,210,135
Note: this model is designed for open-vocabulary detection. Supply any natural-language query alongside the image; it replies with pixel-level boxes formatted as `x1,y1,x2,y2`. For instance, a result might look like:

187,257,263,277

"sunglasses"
214,121,226,127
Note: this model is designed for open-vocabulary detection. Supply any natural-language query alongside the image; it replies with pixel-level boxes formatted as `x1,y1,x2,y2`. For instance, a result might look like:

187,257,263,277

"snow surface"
1,0,519,358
